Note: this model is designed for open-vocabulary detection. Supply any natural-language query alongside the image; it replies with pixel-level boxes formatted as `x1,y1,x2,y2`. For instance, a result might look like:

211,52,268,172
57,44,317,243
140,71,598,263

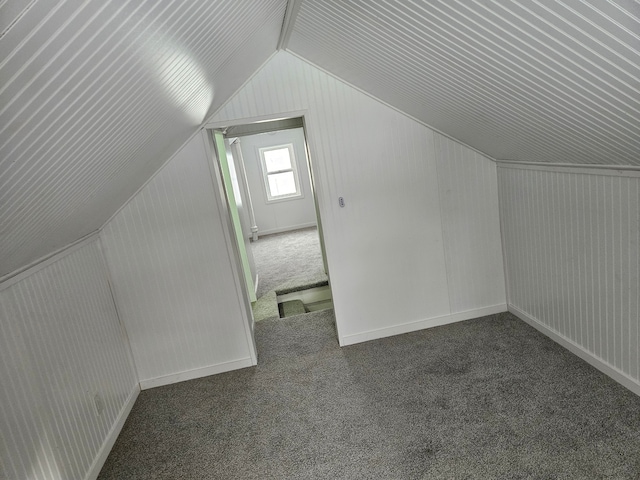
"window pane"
263,148,292,172
268,172,297,197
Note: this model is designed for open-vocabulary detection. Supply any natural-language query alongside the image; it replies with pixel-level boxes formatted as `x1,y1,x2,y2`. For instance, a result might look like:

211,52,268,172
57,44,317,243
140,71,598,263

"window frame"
258,143,304,203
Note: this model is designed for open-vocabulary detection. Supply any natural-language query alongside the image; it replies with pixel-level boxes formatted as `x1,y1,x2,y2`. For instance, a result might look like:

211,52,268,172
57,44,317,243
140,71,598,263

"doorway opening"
207,116,333,334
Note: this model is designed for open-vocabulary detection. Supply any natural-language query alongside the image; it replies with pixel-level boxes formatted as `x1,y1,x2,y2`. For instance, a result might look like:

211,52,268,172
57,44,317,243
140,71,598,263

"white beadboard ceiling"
287,0,640,167
0,0,286,277
3,0,639,277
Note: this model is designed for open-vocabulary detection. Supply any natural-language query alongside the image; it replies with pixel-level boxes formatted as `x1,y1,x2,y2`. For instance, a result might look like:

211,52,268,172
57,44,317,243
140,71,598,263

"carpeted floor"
251,227,325,299
99,311,640,479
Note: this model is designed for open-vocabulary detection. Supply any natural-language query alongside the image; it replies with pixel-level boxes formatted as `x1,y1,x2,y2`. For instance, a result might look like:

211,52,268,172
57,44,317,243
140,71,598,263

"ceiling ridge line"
277,0,302,51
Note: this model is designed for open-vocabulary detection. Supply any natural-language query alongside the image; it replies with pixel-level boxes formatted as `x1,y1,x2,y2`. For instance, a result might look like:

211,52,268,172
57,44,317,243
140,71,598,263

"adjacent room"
214,120,333,323
1,1,639,479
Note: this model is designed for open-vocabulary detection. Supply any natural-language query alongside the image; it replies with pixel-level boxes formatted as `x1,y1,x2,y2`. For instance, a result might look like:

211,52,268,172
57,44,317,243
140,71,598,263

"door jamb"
201,129,258,365
203,110,339,355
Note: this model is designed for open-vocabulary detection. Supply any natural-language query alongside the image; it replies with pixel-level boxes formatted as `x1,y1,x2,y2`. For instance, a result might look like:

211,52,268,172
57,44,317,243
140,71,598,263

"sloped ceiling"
287,0,640,167
0,0,286,277
3,0,639,277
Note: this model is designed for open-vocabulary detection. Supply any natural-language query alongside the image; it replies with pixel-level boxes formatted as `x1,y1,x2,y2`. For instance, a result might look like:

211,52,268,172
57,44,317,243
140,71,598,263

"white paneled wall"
498,165,640,394
434,134,506,313
0,239,138,480
211,52,506,345
101,134,254,389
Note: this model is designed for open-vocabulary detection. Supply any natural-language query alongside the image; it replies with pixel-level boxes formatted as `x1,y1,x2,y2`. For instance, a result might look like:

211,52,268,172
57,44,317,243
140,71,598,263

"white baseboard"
340,304,507,347
509,304,640,397
139,358,254,390
86,384,140,480
257,222,317,237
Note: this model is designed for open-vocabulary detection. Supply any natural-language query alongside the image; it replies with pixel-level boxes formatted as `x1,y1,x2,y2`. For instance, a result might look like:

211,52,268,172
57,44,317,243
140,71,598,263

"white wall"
101,133,255,389
434,134,506,313
498,165,640,395
238,128,317,235
0,238,138,480
210,52,506,345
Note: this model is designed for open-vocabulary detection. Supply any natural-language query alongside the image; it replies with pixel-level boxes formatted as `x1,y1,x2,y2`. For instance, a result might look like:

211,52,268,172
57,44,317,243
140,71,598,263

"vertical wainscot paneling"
101,134,254,389
210,51,507,345
498,166,640,394
434,134,506,313
0,239,138,480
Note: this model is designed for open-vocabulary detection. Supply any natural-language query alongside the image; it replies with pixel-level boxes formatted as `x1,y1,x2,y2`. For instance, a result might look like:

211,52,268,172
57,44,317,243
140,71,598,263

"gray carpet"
251,227,325,299
99,311,640,479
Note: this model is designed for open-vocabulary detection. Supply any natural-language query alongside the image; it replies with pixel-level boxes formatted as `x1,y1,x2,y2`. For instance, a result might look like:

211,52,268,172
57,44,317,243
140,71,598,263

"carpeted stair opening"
279,299,306,317
253,276,332,321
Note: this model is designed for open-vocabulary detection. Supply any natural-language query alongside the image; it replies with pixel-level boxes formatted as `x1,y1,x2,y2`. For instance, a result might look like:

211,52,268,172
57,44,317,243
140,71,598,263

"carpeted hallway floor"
99,311,640,479
251,227,325,299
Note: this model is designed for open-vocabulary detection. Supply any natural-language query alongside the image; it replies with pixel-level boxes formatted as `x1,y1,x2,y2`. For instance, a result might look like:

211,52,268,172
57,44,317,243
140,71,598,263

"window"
258,143,303,202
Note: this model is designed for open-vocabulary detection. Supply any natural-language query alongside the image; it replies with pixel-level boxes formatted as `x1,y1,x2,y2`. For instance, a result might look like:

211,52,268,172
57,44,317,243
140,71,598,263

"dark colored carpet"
99,311,640,479
251,227,325,299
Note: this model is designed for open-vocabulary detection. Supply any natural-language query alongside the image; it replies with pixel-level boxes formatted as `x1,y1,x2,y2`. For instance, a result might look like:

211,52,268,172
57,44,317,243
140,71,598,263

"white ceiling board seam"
528,0,640,77
0,0,37,40
0,2,183,163
297,4,639,154
293,8,636,160
0,0,287,276
77,4,285,215
3,99,193,237
0,0,276,169
0,0,221,200
0,0,195,157
288,0,640,165
0,0,67,70
0,0,116,103
470,0,640,103
336,1,640,154
350,0,640,146
379,2,640,141
410,1,639,131
0,79,178,218
291,22,623,162
1,6,284,242
496,161,640,177
576,0,640,43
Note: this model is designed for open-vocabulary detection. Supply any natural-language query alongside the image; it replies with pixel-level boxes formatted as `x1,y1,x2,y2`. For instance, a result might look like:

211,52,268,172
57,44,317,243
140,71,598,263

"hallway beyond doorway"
251,227,326,299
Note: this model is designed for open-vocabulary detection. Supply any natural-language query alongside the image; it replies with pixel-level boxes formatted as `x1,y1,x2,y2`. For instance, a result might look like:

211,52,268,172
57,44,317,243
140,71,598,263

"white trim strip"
139,358,254,390
0,230,100,289
277,0,303,51
509,305,640,398
203,109,309,131
85,385,140,480
339,304,507,347
496,161,640,177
